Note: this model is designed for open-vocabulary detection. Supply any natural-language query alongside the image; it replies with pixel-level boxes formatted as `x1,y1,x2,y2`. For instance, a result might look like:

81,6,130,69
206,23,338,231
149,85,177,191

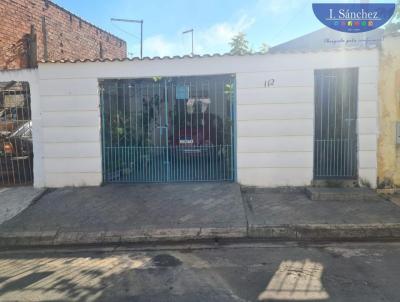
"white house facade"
0,49,379,188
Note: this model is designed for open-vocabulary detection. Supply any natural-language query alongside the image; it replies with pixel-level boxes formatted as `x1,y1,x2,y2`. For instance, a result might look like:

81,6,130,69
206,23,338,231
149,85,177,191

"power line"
110,21,140,40
110,18,143,59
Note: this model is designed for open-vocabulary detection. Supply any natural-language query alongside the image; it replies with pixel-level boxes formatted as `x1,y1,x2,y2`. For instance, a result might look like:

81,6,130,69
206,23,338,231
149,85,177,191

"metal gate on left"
99,75,235,183
0,81,33,186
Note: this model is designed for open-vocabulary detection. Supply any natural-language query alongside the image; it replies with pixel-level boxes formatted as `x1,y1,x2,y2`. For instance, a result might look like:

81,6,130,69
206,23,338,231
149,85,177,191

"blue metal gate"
99,75,235,183
314,68,358,179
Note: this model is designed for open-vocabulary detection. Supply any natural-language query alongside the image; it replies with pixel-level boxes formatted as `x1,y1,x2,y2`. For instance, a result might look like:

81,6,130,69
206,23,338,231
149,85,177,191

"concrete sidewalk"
0,183,247,246
0,184,400,247
242,187,400,240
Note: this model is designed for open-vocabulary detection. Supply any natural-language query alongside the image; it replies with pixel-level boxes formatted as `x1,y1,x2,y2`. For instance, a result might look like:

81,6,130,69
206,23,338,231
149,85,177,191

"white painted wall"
36,49,379,187
0,69,45,188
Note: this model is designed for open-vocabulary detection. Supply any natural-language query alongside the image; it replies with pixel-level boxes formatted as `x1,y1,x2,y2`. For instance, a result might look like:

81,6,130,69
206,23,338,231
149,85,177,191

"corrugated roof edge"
39,48,378,64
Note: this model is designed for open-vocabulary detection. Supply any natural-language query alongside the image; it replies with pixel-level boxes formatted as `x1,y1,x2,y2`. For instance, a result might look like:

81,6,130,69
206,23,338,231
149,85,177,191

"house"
0,28,385,188
0,0,126,70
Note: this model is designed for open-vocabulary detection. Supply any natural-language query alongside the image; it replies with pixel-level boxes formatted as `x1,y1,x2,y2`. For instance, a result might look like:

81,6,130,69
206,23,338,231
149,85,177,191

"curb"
248,223,400,241
0,227,247,247
1,224,400,247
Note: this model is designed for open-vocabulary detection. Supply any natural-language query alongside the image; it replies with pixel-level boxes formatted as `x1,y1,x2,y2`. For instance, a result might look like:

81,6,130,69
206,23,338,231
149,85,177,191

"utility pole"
182,29,194,56
111,18,143,59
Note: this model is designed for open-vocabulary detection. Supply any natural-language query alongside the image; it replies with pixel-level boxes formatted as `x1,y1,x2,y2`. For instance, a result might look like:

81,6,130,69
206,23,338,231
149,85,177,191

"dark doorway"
314,68,358,179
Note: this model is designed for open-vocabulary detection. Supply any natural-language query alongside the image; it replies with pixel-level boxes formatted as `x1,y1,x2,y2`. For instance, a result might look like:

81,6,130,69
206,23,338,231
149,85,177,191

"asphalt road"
0,242,399,301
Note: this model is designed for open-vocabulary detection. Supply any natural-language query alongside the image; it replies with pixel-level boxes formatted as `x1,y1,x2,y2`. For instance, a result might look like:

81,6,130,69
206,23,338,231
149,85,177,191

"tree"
259,42,269,54
229,32,250,55
385,0,400,34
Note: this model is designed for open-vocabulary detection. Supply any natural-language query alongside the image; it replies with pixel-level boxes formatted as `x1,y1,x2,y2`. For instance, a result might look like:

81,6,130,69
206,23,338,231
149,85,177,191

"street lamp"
111,18,143,59
182,29,194,56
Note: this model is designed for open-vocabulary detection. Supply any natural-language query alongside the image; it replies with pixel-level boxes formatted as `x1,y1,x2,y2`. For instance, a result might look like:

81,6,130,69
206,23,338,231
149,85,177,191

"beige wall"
378,34,400,188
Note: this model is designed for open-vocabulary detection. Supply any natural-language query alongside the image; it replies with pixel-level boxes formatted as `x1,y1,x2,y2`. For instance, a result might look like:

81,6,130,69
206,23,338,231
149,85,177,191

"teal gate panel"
314,68,358,179
99,75,235,183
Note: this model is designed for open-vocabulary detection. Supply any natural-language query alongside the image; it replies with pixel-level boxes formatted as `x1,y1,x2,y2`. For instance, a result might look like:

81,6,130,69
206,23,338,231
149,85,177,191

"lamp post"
111,18,143,59
182,29,194,56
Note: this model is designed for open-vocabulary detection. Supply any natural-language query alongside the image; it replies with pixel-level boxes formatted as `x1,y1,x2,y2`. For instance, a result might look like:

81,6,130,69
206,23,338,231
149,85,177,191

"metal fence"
314,68,358,179
100,75,235,183
0,81,33,186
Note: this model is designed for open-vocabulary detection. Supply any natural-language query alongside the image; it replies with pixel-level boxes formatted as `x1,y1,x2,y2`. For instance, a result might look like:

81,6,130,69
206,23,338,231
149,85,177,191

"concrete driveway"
0,183,247,243
0,187,46,225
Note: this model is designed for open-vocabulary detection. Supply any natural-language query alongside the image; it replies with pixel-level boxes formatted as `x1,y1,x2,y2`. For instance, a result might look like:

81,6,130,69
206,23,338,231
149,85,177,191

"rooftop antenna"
111,18,143,59
182,29,194,56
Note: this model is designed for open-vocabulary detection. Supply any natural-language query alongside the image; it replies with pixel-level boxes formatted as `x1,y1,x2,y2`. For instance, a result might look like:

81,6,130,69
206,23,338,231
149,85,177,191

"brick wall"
0,0,127,70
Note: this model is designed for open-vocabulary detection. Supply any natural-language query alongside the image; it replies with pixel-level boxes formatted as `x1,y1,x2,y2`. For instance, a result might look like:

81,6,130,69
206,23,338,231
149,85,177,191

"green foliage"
229,33,270,55
224,83,234,95
385,0,400,33
105,88,160,147
259,42,269,54
229,32,250,55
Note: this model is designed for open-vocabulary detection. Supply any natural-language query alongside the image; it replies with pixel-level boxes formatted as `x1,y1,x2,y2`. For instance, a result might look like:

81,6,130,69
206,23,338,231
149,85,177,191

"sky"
52,0,393,58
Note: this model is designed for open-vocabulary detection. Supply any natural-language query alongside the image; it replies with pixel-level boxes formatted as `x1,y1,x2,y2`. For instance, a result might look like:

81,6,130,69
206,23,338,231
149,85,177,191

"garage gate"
99,74,235,183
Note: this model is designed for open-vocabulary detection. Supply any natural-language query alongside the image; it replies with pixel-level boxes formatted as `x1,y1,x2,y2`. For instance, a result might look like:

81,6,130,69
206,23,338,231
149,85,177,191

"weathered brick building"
0,0,127,70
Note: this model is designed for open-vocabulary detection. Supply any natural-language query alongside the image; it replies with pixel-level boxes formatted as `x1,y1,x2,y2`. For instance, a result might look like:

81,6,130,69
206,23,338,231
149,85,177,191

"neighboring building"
378,33,400,189
0,0,126,70
269,27,384,53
